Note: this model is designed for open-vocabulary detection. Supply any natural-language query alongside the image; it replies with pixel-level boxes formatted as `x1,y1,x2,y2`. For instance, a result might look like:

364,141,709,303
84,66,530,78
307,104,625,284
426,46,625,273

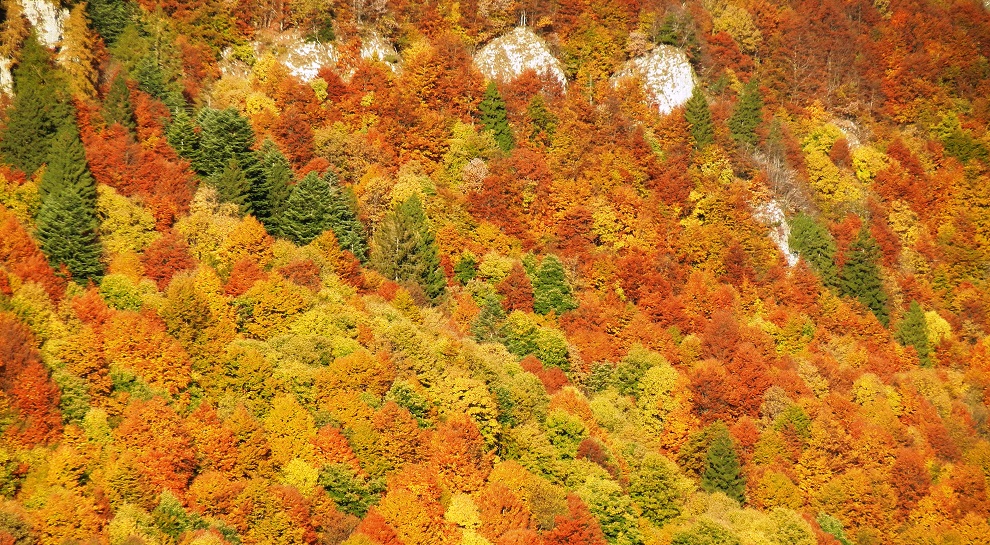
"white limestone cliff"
614,45,695,115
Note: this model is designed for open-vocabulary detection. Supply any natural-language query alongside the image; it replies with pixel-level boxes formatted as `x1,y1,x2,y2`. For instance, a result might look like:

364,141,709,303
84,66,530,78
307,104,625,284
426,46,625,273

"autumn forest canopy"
1,0,990,543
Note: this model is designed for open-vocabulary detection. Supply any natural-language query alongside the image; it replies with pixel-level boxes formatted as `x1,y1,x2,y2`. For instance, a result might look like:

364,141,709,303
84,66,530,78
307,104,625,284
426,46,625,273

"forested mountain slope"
1,0,990,543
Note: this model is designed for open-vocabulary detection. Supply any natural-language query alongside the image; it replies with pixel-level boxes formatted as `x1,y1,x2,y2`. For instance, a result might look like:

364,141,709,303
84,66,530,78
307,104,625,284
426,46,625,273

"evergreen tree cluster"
685,86,715,149
840,226,889,326
728,81,763,146
371,195,446,301
479,82,515,152
789,212,839,290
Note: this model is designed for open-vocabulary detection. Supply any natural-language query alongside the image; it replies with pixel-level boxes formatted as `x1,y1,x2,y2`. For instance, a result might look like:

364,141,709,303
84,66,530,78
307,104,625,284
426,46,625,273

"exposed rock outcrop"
22,0,67,48
614,45,695,114
474,27,567,88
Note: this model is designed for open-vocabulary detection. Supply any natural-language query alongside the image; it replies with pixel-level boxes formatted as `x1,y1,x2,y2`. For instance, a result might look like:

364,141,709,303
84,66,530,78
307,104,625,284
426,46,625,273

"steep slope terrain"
1,0,990,543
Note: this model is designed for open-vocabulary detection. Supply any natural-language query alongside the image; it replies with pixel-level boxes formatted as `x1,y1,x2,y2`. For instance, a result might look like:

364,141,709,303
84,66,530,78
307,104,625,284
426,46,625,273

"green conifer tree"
166,108,198,159
86,0,134,44
0,33,73,175
210,159,252,214
479,82,514,152
193,108,262,181
896,300,931,366
727,80,763,146
701,424,745,504
38,125,96,204
254,138,293,232
532,255,576,315
35,126,103,282
371,195,446,301
788,212,839,290
102,73,136,131
840,226,889,326
325,173,368,260
279,172,336,246
684,86,715,149
278,170,367,257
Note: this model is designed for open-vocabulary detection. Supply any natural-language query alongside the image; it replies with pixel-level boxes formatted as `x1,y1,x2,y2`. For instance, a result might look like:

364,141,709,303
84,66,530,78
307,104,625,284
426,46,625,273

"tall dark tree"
789,212,839,290
479,82,514,152
192,108,262,183
533,255,576,315
210,159,251,214
35,126,103,282
279,171,367,258
165,108,198,159
684,86,714,149
0,34,73,175
371,195,446,301
700,423,745,504
86,0,134,44
896,300,931,366
253,139,293,232
840,226,889,326
102,73,136,131
280,172,336,246
727,81,763,146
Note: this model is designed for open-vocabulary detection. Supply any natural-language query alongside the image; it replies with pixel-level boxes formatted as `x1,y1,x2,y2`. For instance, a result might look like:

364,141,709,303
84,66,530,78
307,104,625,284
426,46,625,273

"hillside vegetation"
1,0,990,543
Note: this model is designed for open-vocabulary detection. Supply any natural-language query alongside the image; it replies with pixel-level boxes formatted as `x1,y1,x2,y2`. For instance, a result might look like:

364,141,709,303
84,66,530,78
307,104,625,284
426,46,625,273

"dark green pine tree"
701,424,746,504
210,159,252,214
324,171,368,261
840,226,889,326
253,138,293,232
527,94,557,146
192,108,263,183
532,255,576,315
166,108,199,159
102,73,136,131
280,172,336,245
788,212,839,290
479,82,514,152
727,80,763,146
684,86,715,149
134,53,183,110
0,34,73,175
86,0,134,44
371,195,446,302
35,126,103,282
896,300,931,366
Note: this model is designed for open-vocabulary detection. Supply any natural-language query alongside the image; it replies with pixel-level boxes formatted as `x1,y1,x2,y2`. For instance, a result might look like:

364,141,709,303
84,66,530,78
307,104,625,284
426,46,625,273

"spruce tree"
896,300,931,366
86,0,133,44
701,424,745,504
371,195,446,301
254,139,293,232
280,172,336,246
35,125,103,282
193,108,262,181
325,173,368,261
532,255,576,315
166,108,198,159
788,212,839,290
0,34,73,175
39,125,96,203
479,82,514,152
279,170,367,257
728,80,763,146
210,159,252,214
840,226,889,326
102,73,136,131
684,86,714,149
